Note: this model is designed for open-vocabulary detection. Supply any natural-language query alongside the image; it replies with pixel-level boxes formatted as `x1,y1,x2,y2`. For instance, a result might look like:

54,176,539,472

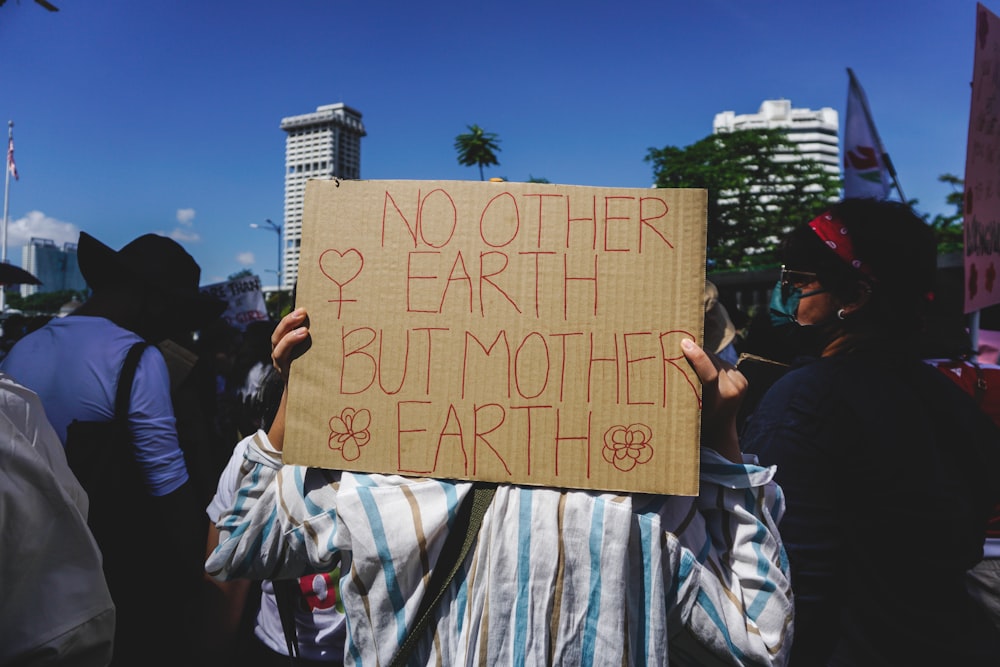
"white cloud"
170,228,201,243
236,251,255,266
166,209,200,243
6,210,80,249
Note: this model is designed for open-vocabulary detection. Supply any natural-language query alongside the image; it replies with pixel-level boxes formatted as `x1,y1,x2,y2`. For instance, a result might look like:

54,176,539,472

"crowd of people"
1,198,999,666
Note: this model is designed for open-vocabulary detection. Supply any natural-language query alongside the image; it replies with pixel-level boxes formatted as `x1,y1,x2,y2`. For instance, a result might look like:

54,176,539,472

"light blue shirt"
1,315,188,496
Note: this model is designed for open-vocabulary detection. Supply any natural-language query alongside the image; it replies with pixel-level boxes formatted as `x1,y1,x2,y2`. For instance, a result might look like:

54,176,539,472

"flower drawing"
328,407,371,461
602,423,654,472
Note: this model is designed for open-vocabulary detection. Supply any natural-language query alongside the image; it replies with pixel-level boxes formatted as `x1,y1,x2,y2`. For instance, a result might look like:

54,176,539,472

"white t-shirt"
207,438,347,662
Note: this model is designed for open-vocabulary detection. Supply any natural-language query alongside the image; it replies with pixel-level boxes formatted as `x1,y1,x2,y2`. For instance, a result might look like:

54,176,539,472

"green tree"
922,173,964,254
646,129,842,269
228,268,254,280
454,124,501,181
265,290,294,320
7,288,86,315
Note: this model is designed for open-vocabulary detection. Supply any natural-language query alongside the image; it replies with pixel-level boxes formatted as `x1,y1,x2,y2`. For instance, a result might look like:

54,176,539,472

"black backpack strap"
273,578,300,662
102,341,149,471
389,481,497,667
115,342,150,423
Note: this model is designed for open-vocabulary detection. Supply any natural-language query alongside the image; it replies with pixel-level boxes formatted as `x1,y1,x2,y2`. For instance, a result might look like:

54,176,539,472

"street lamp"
250,218,282,290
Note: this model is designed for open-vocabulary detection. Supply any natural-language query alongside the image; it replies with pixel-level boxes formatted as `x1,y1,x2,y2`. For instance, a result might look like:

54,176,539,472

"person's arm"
206,432,342,581
129,345,191,494
200,436,258,656
207,309,342,582
264,307,308,453
200,521,251,658
680,337,745,463
665,446,792,666
128,346,206,581
670,339,792,665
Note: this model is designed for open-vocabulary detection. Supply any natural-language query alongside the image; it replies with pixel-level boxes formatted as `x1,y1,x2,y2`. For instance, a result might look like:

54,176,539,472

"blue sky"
0,0,986,285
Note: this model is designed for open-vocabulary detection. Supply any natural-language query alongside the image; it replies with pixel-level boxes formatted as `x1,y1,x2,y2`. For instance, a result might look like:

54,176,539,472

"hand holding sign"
270,308,739,473
680,338,745,464
266,307,310,453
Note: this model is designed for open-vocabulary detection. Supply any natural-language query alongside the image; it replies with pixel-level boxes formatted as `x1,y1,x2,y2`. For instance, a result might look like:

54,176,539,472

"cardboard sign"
965,3,1000,312
201,275,270,330
284,180,707,495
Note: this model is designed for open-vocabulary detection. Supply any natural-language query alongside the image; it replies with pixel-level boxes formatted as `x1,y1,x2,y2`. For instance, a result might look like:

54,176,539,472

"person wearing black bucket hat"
74,231,226,341
1,231,225,665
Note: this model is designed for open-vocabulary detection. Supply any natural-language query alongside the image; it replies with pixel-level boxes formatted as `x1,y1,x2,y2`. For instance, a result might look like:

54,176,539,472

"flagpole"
847,68,907,203
1,121,11,313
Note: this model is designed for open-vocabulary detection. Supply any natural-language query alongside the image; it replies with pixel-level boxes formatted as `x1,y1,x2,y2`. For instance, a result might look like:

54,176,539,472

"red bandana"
808,211,874,279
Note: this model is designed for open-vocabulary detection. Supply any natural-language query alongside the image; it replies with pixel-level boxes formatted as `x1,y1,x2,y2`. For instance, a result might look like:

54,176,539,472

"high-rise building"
279,103,366,290
20,237,86,298
713,99,840,177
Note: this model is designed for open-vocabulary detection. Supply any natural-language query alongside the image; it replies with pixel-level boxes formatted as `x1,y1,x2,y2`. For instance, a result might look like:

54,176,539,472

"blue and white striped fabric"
208,431,792,666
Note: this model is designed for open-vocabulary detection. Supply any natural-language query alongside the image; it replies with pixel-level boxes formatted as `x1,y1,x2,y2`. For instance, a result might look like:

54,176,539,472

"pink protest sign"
965,4,1000,312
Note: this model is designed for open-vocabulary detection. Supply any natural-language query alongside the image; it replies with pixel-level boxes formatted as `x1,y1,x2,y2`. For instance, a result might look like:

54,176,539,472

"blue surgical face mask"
769,279,828,327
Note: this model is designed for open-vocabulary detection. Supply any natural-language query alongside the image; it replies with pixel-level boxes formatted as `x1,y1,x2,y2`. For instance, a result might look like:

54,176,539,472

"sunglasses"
779,265,821,298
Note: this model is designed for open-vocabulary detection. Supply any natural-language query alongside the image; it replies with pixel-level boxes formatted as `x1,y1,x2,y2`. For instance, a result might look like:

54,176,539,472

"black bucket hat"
78,231,226,331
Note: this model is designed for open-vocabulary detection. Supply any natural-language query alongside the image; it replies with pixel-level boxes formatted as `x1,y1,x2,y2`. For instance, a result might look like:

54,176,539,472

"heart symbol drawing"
319,248,364,287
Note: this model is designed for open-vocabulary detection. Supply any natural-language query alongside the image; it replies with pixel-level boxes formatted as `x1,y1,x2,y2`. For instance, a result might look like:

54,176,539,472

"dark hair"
781,199,937,333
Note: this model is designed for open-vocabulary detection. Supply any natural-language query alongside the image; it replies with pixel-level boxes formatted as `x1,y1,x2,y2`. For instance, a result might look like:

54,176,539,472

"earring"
837,308,847,320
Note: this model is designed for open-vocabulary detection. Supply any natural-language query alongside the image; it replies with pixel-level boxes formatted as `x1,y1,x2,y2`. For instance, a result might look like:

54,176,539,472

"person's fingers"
723,366,748,392
273,326,307,362
271,308,307,351
715,365,748,403
271,308,309,377
681,338,747,406
682,339,747,462
680,338,719,386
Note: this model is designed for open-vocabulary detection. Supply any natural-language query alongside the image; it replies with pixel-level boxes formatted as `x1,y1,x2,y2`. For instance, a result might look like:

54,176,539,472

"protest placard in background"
201,274,269,330
284,179,707,495
965,3,1000,313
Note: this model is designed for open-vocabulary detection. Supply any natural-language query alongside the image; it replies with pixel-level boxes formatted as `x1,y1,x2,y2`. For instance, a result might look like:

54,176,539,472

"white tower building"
279,103,366,290
713,99,840,177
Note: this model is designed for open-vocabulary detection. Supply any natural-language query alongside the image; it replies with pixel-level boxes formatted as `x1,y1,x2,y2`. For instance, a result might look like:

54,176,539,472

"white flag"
843,69,892,199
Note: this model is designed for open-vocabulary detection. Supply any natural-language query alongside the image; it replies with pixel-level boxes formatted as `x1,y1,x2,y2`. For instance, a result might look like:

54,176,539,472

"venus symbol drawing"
319,248,364,317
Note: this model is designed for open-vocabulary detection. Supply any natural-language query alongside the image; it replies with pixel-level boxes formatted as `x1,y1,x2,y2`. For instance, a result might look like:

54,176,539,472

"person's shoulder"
783,352,896,387
0,371,39,419
749,355,852,423
764,355,834,393
41,315,143,347
72,315,139,335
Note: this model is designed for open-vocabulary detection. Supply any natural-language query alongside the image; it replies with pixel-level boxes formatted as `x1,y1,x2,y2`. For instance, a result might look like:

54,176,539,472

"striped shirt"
207,432,792,666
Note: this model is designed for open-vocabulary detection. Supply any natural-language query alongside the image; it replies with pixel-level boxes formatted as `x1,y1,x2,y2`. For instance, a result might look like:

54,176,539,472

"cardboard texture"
284,179,707,495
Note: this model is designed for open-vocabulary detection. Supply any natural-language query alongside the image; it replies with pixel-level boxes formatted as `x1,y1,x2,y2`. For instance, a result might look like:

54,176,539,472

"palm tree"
454,124,501,181
0,0,59,10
